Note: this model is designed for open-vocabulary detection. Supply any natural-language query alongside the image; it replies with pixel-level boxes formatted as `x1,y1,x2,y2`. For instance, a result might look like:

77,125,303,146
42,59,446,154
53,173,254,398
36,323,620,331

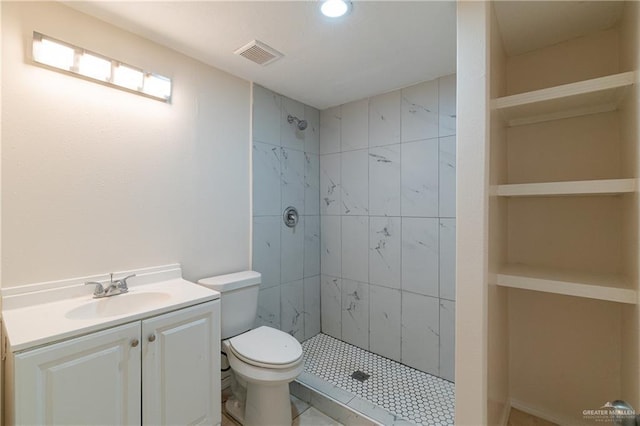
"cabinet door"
142,301,220,426
13,322,141,425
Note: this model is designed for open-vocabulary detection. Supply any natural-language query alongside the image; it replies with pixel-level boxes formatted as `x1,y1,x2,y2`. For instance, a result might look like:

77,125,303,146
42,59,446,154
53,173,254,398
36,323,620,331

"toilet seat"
228,344,302,369
228,326,302,369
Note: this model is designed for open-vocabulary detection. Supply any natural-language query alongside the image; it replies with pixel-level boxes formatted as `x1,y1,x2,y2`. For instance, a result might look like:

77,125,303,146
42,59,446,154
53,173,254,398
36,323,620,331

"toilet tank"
198,271,261,339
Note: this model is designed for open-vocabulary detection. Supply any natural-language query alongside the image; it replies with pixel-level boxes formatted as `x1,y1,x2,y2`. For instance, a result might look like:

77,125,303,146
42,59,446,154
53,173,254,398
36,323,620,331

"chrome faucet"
85,273,136,298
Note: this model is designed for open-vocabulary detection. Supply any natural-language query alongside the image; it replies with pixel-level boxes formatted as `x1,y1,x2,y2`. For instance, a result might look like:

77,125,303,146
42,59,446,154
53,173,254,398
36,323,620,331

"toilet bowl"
223,327,303,425
197,271,304,426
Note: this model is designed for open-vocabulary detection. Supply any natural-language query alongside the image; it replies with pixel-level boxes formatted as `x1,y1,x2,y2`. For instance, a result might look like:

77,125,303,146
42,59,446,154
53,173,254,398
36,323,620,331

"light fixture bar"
32,32,172,103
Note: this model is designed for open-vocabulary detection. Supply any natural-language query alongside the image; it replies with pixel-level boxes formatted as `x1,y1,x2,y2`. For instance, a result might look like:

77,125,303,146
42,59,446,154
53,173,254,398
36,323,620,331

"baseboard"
499,400,511,426
509,398,586,426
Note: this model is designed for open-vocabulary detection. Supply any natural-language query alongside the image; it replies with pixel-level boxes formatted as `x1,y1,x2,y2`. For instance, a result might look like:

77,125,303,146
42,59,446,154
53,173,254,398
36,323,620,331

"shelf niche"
494,178,637,197
492,71,636,127
496,264,636,304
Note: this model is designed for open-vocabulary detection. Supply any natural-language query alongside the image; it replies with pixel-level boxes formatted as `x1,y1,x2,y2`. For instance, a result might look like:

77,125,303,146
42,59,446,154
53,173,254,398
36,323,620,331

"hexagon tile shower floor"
301,334,454,425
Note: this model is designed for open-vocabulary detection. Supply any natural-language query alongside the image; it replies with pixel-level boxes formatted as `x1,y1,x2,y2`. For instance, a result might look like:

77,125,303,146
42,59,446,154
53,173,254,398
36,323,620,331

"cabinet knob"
131,339,139,348
148,334,156,342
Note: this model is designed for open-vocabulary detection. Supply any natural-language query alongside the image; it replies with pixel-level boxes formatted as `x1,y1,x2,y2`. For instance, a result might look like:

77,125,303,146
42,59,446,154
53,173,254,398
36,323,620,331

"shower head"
287,114,308,131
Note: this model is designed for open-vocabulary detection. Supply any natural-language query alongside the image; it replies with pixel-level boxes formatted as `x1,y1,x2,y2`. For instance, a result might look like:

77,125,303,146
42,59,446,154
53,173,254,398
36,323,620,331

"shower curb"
291,374,414,426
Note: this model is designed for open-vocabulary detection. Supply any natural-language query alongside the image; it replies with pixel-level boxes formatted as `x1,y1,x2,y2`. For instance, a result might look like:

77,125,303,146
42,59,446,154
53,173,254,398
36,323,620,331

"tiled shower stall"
252,75,456,383
252,85,322,341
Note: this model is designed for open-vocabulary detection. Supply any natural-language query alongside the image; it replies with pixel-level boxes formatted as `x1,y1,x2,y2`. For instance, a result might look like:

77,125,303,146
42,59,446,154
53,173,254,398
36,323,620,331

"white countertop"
2,265,219,352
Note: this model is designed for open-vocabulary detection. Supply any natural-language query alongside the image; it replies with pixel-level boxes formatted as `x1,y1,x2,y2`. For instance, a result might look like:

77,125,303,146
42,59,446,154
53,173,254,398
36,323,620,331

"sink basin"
65,291,172,320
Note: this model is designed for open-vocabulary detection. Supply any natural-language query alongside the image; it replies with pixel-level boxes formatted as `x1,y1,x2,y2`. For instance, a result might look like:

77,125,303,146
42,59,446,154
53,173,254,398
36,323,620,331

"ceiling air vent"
234,40,283,66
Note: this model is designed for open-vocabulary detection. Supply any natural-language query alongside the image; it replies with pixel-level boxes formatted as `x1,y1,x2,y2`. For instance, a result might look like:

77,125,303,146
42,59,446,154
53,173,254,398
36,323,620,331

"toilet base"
225,397,245,424
244,381,292,426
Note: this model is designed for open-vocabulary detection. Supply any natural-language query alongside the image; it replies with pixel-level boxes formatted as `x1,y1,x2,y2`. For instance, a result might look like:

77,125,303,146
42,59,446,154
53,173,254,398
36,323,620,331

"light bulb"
113,64,143,91
78,53,111,81
320,0,351,18
33,38,75,70
143,74,172,100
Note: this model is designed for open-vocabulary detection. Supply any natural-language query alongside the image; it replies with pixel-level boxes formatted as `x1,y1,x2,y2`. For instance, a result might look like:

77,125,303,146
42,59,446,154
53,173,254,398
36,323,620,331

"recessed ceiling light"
320,0,352,18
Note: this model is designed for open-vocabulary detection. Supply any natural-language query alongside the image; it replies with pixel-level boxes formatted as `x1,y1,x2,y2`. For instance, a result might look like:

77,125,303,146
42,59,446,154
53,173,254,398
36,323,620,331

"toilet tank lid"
198,271,261,292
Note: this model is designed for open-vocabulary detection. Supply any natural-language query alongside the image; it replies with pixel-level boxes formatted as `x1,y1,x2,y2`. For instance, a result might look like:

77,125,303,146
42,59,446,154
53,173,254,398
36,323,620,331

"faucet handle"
116,274,136,292
85,281,105,297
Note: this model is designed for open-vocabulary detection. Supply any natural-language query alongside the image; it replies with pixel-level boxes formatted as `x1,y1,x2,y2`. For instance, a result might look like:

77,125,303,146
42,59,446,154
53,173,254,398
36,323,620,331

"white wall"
456,1,490,424
1,2,251,286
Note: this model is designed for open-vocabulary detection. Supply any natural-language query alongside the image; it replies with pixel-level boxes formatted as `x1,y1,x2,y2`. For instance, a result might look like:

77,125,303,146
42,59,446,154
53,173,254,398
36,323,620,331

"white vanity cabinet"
11,322,142,425
6,301,220,426
142,302,220,425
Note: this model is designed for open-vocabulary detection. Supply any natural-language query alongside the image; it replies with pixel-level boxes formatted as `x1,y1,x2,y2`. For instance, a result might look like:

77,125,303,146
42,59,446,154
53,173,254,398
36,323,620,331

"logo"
583,400,638,424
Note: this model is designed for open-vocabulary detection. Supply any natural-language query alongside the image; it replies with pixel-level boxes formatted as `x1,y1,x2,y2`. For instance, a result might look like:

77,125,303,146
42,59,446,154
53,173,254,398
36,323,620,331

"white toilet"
198,271,303,426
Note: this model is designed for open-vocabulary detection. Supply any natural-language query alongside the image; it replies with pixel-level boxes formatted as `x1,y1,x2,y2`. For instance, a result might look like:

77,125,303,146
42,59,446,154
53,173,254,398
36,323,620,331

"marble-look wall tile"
342,279,369,350
439,136,456,218
316,76,457,381
321,275,342,339
439,299,455,382
281,96,306,151
369,144,401,216
401,80,439,143
281,217,304,284
304,215,321,278
253,84,281,145
320,215,341,277
369,90,401,147
305,105,320,155
253,142,281,216
304,153,320,216
341,149,369,215
252,216,281,289
281,147,305,214
401,139,439,217
439,74,456,137
320,106,341,154
281,279,304,341
256,286,281,329
439,219,456,301
401,293,439,375
341,215,369,283
304,275,321,340
341,99,369,152
401,217,439,297
320,153,341,215
369,216,401,289
369,285,401,361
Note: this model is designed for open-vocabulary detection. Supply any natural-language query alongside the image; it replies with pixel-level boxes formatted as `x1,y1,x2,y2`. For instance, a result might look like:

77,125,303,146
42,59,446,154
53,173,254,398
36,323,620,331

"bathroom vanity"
1,264,221,426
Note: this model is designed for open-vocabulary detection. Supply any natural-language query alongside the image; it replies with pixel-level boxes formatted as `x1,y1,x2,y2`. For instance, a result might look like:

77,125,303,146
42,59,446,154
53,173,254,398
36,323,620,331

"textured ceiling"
66,1,458,109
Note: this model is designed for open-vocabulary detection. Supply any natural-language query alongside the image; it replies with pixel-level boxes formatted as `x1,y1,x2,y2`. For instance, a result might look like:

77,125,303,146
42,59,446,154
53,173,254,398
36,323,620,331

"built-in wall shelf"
492,71,636,126
494,178,637,197
496,265,637,304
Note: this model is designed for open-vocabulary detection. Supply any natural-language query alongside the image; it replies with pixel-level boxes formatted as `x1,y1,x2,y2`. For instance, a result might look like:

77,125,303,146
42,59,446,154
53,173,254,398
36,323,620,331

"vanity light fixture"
320,0,352,18
32,32,172,102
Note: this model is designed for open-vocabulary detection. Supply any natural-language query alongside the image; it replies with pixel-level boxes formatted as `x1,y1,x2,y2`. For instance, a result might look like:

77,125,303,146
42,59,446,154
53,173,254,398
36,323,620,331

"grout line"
437,77,442,377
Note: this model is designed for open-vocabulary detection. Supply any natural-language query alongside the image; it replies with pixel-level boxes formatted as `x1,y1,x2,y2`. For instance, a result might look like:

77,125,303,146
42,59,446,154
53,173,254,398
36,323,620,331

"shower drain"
351,370,370,382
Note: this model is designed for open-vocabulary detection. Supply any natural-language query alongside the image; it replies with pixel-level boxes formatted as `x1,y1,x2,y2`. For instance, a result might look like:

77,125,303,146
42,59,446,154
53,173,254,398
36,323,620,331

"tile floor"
298,333,455,426
222,390,342,426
